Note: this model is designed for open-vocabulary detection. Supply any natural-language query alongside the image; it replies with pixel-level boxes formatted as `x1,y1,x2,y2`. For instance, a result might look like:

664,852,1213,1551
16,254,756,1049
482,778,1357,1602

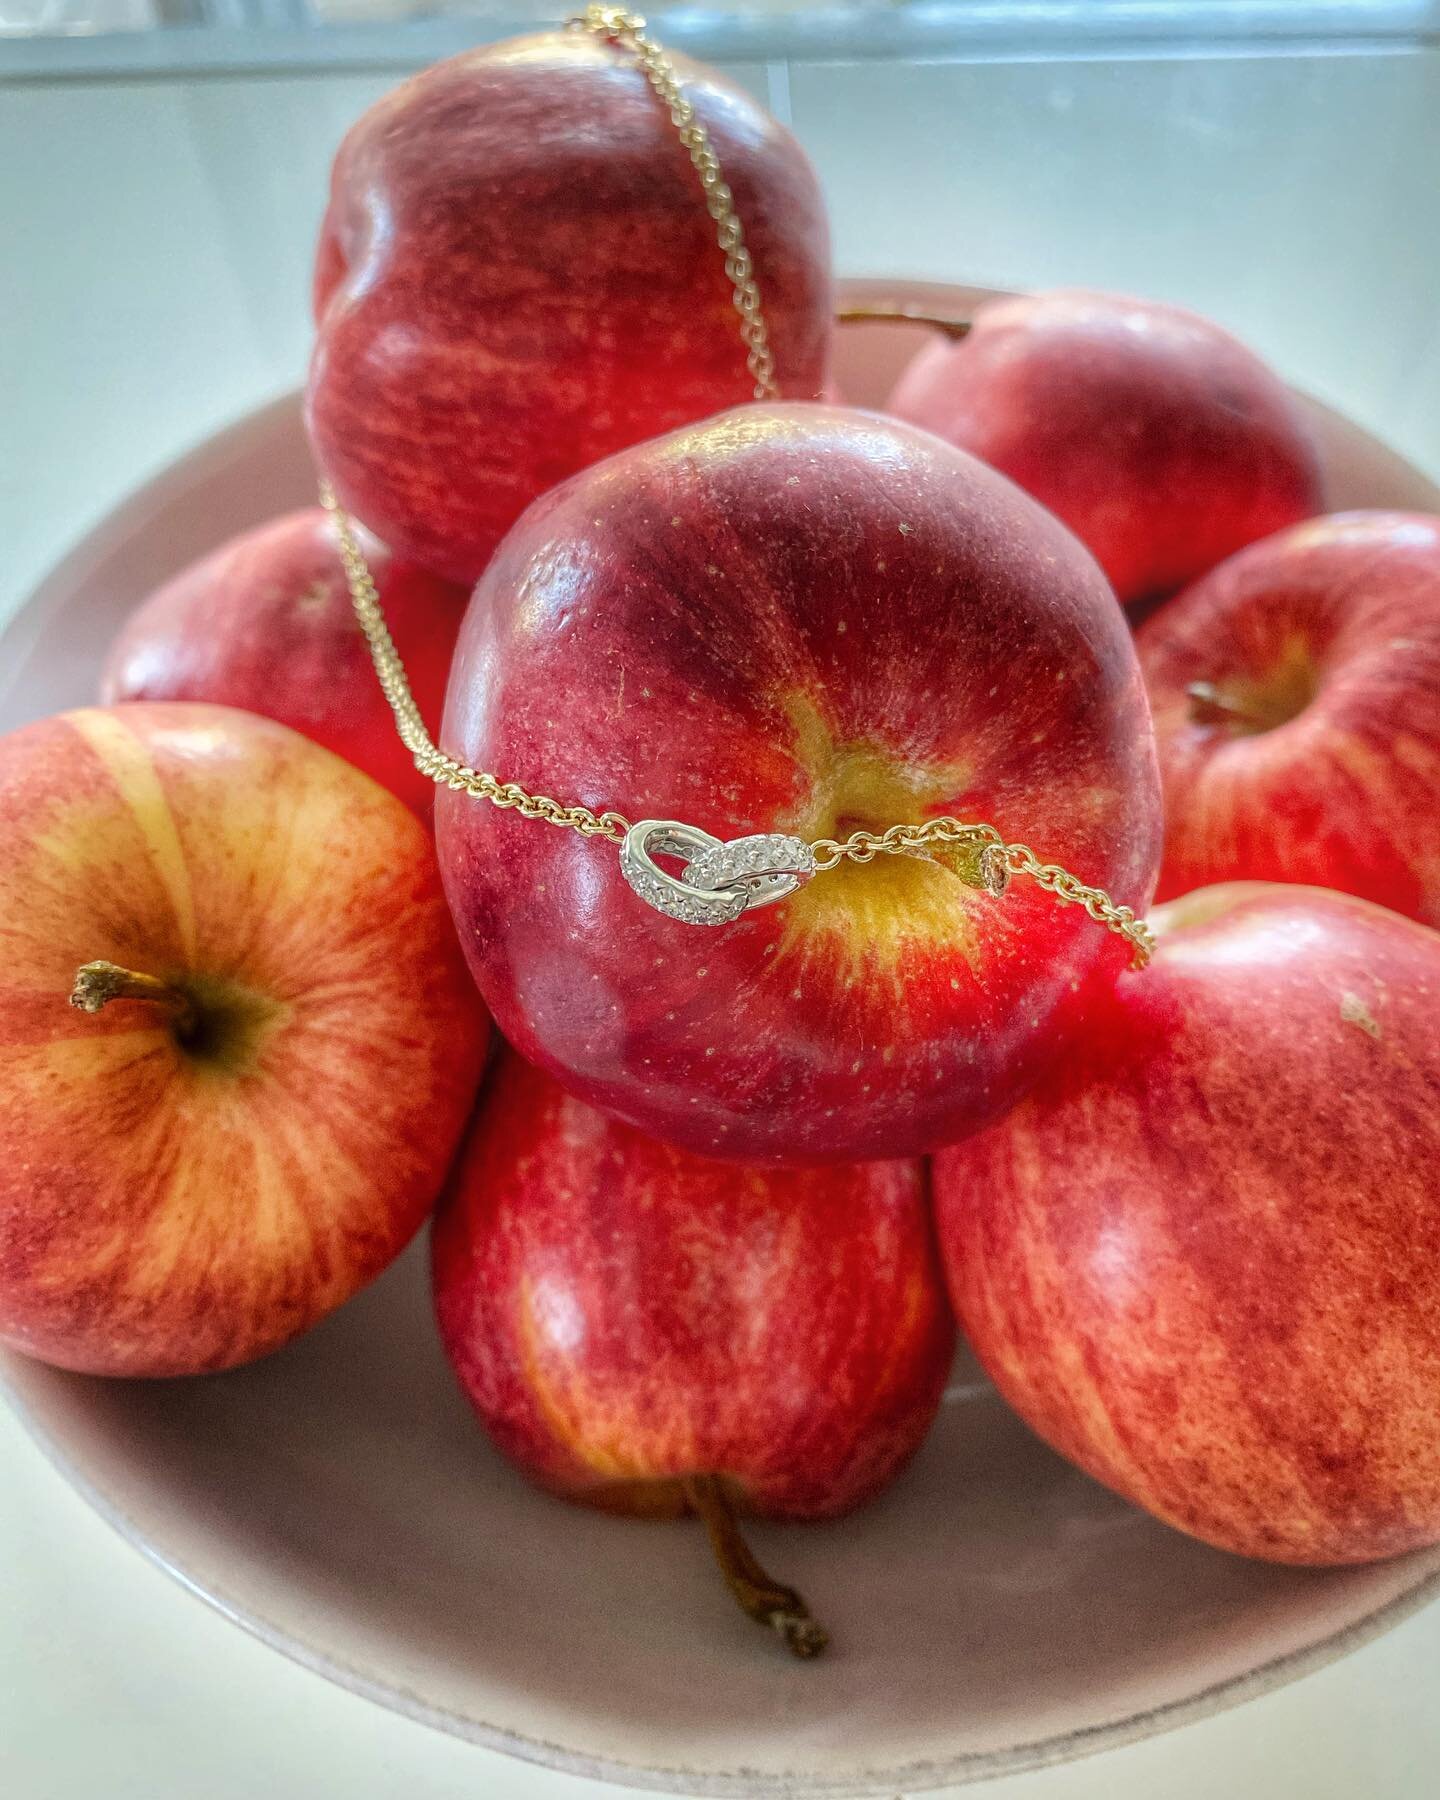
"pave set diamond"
682,834,816,908
619,821,816,926
619,822,748,925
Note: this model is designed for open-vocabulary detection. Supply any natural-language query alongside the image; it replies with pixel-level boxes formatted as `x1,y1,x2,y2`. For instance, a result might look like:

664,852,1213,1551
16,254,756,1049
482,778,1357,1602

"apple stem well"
1184,678,1313,734
1184,681,1268,730
69,960,200,1038
67,962,288,1072
681,1475,829,1660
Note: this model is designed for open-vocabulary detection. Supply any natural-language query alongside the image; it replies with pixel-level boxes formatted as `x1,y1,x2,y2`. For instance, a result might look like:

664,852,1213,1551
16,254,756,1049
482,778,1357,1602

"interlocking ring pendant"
620,820,816,926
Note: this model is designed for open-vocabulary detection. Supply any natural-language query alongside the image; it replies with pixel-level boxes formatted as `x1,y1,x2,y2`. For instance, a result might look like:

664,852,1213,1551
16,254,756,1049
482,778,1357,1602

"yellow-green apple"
432,1053,953,1655
0,702,488,1378
437,404,1162,1164
934,883,1440,1564
886,290,1323,607
99,508,466,819
1139,511,1440,924
308,29,833,584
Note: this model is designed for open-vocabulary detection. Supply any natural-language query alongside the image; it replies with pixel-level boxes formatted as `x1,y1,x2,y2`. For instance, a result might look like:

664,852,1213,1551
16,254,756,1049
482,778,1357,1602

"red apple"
432,1052,953,1653
886,290,1323,606
308,29,833,584
99,508,466,819
0,703,488,1378
437,403,1162,1164
934,883,1440,1565
1138,511,1440,925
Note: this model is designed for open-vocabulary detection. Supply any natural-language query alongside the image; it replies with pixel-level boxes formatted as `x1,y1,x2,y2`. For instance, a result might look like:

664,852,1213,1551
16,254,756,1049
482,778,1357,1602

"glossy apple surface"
100,508,466,818
935,883,1440,1565
886,289,1323,606
0,703,488,1377
308,30,833,584
438,404,1162,1164
432,1053,953,1519
1139,511,1440,924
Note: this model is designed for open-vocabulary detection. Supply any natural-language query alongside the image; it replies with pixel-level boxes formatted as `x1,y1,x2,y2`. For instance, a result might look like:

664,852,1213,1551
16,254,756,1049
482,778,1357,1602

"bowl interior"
3,280,1439,1798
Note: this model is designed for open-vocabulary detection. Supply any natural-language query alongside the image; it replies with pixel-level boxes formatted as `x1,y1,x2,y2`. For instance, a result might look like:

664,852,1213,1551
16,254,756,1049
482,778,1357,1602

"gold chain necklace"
319,4,1155,970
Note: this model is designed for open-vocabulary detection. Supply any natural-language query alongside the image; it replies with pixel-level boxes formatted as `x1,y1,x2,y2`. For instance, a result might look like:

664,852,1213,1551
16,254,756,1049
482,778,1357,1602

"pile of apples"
5,25,1440,1659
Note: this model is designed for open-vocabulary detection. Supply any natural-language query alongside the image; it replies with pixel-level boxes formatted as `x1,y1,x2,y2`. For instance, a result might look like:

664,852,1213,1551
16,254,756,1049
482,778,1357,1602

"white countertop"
4,39,1440,1800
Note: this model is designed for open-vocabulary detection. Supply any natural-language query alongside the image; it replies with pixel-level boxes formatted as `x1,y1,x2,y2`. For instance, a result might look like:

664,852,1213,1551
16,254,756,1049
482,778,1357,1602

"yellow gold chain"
572,4,779,402
811,818,998,870
999,841,1154,956
812,820,1153,966
317,10,1154,971
324,488,631,843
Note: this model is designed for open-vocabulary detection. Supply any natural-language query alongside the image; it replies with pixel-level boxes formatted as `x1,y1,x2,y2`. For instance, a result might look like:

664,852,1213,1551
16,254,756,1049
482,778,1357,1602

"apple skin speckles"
437,404,1161,1164
935,883,1440,1566
307,31,833,585
1139,510,1440,927
431,1054,953,1520
0,703,488,1377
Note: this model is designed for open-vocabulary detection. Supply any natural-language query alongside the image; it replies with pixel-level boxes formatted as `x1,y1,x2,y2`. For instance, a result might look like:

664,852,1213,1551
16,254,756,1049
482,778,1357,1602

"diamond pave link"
620,822,749,926
683,834,815,914
620,823,816,926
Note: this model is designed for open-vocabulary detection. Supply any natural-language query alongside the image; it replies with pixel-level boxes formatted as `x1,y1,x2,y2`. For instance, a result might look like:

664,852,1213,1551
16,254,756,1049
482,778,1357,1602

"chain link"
810,817,1002,870
573,4,779,402
323,486,630,843
813,820,1154,967
1000,843,1154,966
316,12,1153,971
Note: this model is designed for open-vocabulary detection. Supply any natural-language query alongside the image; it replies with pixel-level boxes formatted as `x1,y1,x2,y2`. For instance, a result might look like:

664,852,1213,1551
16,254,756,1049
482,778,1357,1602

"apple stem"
1185,681,1268,729
69,961,199,1038
681,1475,829,1660
836,304,972,340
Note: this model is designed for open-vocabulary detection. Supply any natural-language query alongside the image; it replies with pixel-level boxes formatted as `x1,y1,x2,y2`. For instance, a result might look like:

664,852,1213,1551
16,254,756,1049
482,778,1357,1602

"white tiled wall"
4,45,1439,625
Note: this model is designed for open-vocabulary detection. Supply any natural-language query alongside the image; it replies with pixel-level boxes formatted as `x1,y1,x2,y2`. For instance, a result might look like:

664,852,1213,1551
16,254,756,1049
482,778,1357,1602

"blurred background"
4,1,1440,626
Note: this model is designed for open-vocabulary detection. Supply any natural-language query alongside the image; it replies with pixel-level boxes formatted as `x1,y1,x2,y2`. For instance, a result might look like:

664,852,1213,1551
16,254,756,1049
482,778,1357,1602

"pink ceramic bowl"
3,281,1439,1797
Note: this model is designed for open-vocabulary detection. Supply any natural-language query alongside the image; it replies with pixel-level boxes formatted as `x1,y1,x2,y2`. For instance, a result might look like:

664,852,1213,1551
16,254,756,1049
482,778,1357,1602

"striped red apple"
100,508,467,819
0,703,488,1377
934,884,1440,1564
308,29,833,584
887,289,1323,608
432,1053,953,1654
1140,511,1440,925
438,404,1162,1164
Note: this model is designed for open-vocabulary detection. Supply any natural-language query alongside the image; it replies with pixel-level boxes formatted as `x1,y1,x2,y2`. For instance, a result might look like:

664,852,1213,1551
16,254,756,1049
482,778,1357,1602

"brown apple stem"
1185,681,1268,729
70,961,198,1037
681,1475,829,1661
836,304,973,340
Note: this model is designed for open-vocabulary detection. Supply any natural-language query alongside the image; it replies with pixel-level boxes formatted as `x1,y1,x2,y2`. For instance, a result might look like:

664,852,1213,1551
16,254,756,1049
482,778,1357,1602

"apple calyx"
681,1475,829,1660
70,960,200,1039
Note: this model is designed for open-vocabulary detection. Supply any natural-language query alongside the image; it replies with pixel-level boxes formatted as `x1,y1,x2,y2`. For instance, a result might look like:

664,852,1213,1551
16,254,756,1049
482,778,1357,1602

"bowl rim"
10,1363,1440,1799
5,274,1440,1796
